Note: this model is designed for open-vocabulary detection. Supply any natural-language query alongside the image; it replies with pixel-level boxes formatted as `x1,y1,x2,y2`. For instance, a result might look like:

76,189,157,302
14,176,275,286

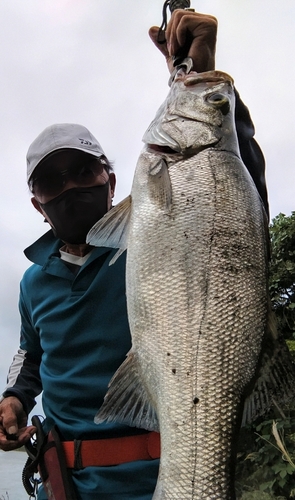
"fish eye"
206,93,230,115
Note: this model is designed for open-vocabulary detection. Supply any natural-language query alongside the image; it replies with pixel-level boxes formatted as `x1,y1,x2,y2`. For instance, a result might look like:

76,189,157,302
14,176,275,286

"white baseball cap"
26,123,106,181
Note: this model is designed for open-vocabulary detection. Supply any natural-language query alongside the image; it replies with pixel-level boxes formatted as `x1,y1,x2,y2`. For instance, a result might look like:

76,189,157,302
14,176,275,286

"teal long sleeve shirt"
4,230,159,500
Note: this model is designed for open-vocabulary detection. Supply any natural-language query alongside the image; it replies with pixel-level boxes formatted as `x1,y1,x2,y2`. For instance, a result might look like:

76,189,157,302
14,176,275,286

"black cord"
157,0,191,44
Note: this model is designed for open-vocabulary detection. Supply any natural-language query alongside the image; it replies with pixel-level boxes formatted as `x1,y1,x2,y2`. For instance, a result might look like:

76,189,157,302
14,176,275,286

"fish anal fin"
86,195,132,252
95,351,159,432
148,158,172,214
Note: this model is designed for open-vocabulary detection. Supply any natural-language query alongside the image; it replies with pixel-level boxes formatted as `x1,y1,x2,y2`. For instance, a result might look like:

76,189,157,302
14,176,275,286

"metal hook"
168,57,194,86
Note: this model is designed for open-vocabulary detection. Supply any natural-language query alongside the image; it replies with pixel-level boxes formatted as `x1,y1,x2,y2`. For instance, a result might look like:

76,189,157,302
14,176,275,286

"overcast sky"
0,0,294,418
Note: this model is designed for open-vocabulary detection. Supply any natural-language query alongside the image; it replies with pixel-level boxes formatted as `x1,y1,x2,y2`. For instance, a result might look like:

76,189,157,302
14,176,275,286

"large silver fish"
87,70,287,499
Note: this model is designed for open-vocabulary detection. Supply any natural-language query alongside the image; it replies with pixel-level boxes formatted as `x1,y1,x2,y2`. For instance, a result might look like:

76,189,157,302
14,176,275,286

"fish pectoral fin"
86,195,132,256
94,351,159,432
242,307,295,426
148,158,172,213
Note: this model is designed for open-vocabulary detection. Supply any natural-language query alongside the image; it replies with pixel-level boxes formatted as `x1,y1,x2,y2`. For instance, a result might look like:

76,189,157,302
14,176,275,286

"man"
0,10,268,500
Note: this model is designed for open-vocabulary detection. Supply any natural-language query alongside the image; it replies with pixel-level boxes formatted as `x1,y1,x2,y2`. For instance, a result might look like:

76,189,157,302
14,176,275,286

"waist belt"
62,431,160,469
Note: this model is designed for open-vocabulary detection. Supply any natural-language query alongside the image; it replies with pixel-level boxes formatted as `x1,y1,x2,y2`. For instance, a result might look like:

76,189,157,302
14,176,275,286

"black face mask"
40,183,110,244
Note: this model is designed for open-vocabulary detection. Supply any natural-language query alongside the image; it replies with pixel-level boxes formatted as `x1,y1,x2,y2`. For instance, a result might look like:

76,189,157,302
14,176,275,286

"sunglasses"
29,158,108,198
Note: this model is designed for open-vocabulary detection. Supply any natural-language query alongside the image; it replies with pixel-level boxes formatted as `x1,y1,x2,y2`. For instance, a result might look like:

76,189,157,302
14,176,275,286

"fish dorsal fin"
87,195,132,255
95,351,159,433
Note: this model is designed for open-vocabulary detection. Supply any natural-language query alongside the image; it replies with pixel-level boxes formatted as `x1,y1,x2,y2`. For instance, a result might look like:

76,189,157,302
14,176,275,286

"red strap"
62,432,160,468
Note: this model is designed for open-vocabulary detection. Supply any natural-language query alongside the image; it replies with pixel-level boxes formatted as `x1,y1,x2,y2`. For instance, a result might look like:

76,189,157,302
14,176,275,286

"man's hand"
0,396,36,451
149,9,217,74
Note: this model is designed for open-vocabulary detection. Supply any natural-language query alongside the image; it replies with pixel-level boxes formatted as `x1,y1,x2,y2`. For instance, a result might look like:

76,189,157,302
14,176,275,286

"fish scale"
87,71,269,499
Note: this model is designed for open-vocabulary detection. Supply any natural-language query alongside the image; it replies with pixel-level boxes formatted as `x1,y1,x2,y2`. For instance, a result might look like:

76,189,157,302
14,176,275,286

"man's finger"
166,12,217,53
1,410,19,435
148,26,169,59
0,396,27,435
0,425,36,451
18,425,37,442
166,11,217,72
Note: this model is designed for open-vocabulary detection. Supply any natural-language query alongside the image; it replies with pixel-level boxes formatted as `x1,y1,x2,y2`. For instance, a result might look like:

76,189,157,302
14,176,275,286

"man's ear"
31,197,44,214
109,173,116,198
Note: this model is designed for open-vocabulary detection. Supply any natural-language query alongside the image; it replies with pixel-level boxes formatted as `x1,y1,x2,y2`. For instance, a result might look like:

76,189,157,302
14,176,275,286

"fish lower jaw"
147,144,181,155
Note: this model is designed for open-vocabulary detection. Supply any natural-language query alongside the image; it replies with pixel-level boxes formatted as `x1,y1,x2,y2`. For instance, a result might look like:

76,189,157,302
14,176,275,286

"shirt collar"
24,229,110,267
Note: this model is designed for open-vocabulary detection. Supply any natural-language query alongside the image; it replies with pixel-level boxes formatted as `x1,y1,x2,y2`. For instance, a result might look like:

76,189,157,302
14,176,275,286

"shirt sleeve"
2,349,42,415
2,280,43,415
234,88,269,219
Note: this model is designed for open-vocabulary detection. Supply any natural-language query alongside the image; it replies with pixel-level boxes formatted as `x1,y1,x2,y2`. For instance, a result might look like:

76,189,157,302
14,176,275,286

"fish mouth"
147,142,219,157
147,144,180,154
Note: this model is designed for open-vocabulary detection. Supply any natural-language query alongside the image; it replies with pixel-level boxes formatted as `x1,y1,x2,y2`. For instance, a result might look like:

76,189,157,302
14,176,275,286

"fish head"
143,70,240,158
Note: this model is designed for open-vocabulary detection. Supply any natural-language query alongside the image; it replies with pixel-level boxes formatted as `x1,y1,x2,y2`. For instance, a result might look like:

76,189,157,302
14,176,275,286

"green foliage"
269,212,295,339
235,212,295,498
239,493,285,500
236,408,295,499
286,340,295,360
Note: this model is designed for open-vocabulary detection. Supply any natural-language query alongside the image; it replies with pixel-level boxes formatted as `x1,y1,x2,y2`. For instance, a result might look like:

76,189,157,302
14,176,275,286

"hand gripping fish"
87,70,294,499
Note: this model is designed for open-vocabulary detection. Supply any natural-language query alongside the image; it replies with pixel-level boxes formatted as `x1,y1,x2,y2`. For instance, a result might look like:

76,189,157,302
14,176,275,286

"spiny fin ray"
87,195,132,250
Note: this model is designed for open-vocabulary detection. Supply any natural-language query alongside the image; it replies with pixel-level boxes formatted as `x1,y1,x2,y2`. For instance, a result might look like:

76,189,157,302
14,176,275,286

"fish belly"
126,149,268,499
